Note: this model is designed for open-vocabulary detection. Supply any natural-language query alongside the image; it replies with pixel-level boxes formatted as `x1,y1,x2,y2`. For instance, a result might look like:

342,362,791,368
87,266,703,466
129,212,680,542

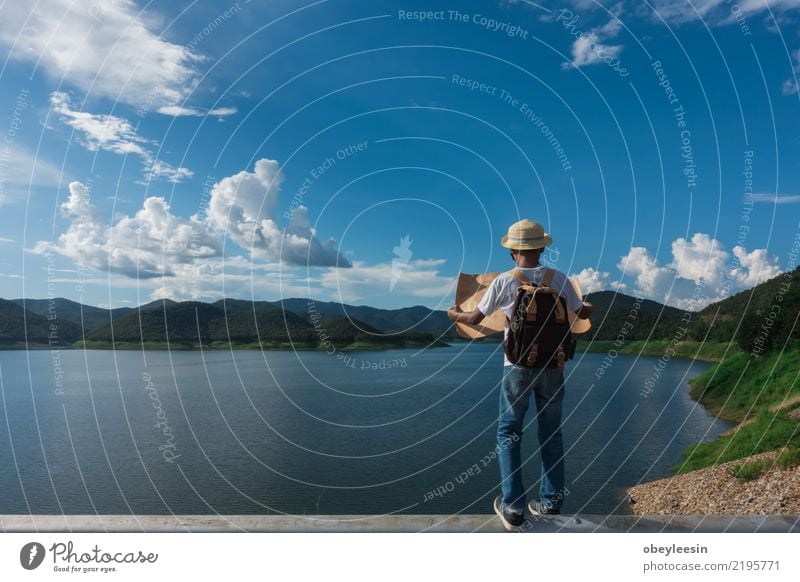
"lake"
0,344,728,515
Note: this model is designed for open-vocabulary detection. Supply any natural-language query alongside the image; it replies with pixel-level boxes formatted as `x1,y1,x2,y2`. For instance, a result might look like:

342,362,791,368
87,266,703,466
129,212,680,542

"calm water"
0,344,728,515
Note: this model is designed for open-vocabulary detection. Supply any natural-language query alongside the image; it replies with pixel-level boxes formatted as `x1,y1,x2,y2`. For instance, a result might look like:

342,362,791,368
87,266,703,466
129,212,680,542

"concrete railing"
2,514,798,533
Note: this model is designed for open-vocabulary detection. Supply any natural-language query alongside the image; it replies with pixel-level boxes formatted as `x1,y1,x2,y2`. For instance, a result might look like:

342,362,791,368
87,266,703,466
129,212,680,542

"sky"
0,0,798,311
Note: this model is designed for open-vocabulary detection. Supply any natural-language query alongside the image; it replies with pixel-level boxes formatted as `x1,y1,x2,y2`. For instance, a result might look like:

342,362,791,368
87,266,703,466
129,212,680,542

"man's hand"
447,305,463,321
448,305,486,325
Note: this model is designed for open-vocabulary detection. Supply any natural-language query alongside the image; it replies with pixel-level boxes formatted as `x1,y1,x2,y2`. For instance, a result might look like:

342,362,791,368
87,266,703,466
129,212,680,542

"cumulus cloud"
205,159,351,268
730,246,783,288
668,233,729,287
0,0,202,110
617,233,782,310
30,158,353,301
50,92,193,183
146,256,311,302
573,267,613,293
33,181,222,278
319,259,455,303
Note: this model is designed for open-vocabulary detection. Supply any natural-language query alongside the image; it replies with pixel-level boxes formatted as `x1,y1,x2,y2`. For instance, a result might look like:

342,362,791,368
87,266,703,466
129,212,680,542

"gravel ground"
627,450,800,515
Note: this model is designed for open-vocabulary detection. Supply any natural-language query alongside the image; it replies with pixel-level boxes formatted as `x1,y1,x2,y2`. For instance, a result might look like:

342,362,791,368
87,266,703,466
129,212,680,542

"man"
447,219,593,531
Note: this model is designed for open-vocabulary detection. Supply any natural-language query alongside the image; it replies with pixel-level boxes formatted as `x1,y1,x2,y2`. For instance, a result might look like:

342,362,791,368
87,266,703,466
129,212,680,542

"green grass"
777,447,800,470
728,446,800,483
674,409,800,474
73,340,194,350
688,345,800,423
577,339,735,362
0,342,52,350
71,339,447,351
729,457,773,482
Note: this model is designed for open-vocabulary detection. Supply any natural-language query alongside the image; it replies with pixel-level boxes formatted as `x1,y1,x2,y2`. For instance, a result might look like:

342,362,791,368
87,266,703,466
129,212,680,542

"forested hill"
581,265,799,352
694,265,799,352
2,265,797,350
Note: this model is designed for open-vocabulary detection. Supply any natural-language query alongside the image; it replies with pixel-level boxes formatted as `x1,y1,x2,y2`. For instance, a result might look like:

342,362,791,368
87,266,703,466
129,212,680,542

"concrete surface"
1,514,798,533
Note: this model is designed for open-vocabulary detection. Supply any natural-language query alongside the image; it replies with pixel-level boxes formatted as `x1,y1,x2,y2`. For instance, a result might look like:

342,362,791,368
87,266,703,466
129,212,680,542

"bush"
675,409,800,473
729,458,772,482
777,448,800,470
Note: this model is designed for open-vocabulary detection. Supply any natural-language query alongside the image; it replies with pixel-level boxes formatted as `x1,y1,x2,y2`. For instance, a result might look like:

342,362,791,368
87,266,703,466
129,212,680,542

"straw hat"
500,219,552,250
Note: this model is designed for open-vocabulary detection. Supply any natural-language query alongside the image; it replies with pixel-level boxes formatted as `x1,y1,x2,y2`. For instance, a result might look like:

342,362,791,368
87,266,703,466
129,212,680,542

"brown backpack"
503,268,575,371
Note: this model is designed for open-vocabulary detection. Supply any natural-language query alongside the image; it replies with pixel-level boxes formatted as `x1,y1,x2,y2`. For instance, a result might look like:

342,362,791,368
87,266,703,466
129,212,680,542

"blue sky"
0,0,798,310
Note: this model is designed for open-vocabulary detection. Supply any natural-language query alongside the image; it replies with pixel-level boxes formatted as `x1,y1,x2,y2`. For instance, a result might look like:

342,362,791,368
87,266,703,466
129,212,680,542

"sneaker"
493,495,525,531
528,498,561,516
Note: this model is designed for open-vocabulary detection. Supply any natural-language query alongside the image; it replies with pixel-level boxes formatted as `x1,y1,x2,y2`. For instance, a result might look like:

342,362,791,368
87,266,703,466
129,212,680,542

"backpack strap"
509,268,530,285
511,267,554,287
542,268,555,287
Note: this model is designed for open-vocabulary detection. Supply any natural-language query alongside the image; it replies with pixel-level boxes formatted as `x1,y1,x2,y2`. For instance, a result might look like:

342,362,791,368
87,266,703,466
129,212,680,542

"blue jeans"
497,365,566,512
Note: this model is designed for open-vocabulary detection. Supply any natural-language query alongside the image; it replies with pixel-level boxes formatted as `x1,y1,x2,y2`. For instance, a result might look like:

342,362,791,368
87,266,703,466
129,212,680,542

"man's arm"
448,272,504,326
447,305,486,325
557,272,592,320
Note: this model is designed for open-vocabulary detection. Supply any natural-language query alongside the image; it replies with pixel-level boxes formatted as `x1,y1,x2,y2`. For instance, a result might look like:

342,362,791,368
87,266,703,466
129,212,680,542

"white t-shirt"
477,266,583,366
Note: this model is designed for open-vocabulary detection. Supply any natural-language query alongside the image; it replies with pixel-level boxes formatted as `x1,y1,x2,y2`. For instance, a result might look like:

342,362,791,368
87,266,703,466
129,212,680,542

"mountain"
268,298,454,336
0,299,82,345
691,265,800,351
13,297,177,331
81,300,444,349
84,302,311,345
580,267,800,350
5,266,796,350
581,290,686,341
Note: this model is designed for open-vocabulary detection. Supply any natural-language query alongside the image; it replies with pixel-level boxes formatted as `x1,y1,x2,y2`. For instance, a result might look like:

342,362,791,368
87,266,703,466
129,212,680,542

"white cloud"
565,33,623,70
617,233,782,309
50,92,150,156
0,0,202,110
0,237,15,243
50,92,193,183
648,0,799,23
571,266,629,294
33,181,222,279
729,246,782,288
146,257,312,302
28,158,353,298
573,267,613,293
749,193,800,204
144,160,194,183
782,49,800,95
205,159,350,268
157,105,238,118
560,2,625,71
668,233,729,287
319,259,455,303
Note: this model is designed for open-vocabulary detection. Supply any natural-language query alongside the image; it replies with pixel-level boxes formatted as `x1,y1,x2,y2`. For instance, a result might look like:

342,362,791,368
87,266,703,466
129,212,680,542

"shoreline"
576,339,731,363
1,340,451,352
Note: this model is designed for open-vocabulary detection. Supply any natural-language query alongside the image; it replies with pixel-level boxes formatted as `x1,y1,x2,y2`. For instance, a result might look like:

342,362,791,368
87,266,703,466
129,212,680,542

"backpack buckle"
526,342,538,366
